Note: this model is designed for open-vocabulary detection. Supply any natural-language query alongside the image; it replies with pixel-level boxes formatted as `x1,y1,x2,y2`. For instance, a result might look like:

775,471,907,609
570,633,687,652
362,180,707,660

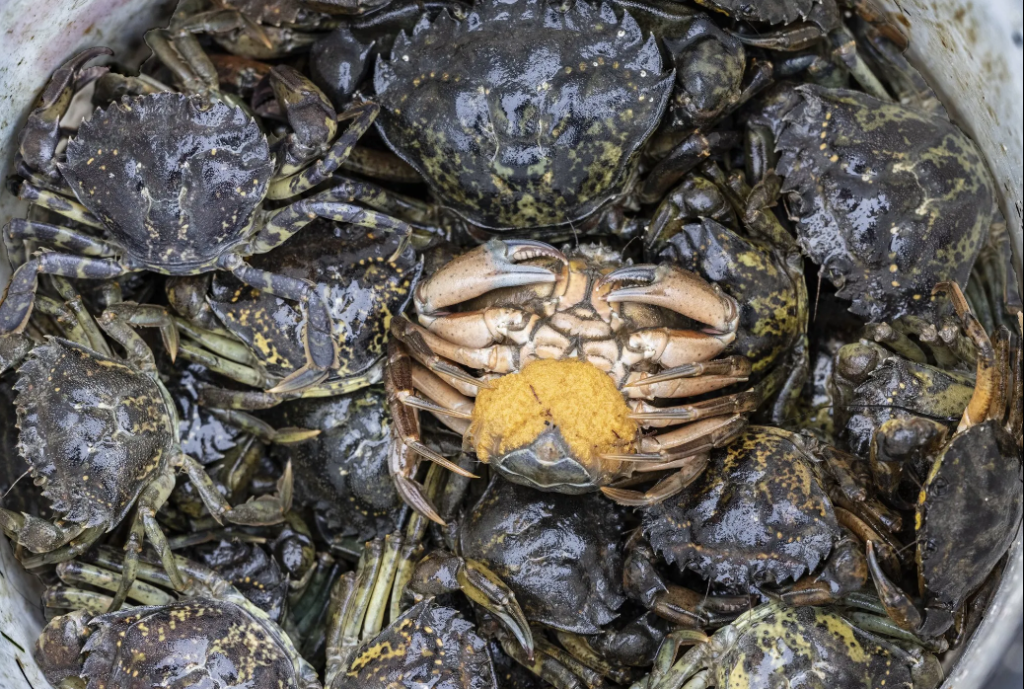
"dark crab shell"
458,477,627,635
14,338,175,531
333,600,497,689
916,420,1023,612
776,85,994,322
268,387,401,542
643,427,841,590
62,93,273,272
373,0,674,231
208,219,418,379
710,604,922,688
79,598,302,689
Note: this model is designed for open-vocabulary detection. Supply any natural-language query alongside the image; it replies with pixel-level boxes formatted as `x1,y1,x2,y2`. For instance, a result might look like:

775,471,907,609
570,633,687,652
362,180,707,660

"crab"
168,217,419,398
169,0,345,59
635,601,942,689
35,552,321,689
641,426,905,605
266,387,405,545
371,0,766,234
385,238,761,522
646,164,810,424
410,477,748,687
751,82,995,323
830,338,975,504
865,283,1023,640
326,598,497,689
0,286,303,614
0,39,414,394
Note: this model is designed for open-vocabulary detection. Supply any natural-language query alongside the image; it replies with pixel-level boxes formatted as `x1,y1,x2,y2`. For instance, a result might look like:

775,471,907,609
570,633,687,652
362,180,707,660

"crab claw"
601,264,739,336
415,239,566,315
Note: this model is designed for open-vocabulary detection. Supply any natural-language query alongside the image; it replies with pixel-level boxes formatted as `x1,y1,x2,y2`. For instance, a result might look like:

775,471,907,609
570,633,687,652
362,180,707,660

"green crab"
633,601,942,689
0,37,413,394
36,552,321,689
0,283,302,614
865,284,1022,640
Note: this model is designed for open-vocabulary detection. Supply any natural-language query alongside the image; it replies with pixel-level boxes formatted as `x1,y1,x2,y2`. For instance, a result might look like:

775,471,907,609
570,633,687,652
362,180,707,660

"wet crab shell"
458,477,627,635
14,338,175,531
694,0,821,25
707,603,925,688
62,93,273,272
643,427,841,590
207,219,418,379
78,598,302,688
373,0,674,231
776,85,994,322
333,600,497,689
916,420,1023,613
268,388,402,542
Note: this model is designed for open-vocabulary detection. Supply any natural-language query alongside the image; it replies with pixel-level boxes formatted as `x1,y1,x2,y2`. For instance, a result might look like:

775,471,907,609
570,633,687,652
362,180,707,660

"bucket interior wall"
0,0,1021,687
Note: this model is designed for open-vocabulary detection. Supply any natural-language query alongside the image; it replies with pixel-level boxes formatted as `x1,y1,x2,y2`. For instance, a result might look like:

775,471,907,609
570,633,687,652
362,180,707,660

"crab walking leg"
415,239,566,314
399,318,518,373
326,174,436,225
217,254,336,394
935,282,997,431
600,454,709,507
645,630,710,688
172,450,295,527
498,633,588,689
639,415,748,456
174,319,265,368
418,307,540,349
146,30,220,95
7,219,120,257
638,130,741,205
269,101,381,199
55,560,176,609
207,409,321,445
16,527,105,569
15,47,113,185
0,253,132,335
177,341,270,389
386,341,478,524
628,327,738,368
100,302,180,362
554,632,635,686
406,362,475,434
392,317,494,393
17,183,106,229
251,185,415,258
630,387,760,427
169,5,274,49
47,276,114,358
42,587,118,615
602,264,740,336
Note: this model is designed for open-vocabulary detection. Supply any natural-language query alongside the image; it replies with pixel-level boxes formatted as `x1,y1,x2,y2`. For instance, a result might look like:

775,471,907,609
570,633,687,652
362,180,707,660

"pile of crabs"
0,0,1021,687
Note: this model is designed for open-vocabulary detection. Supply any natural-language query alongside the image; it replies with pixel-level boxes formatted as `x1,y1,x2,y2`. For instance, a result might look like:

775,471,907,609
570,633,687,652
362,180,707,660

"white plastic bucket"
0,0,1021,687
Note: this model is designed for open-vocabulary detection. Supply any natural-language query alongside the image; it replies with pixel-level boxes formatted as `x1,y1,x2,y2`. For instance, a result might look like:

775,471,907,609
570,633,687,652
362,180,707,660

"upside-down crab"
0,37,412,393
385,239,763,522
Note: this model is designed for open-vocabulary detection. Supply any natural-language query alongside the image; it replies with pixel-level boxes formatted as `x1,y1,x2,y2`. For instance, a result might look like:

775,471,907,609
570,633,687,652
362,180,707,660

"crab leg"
392,317,493,392
0,253,133,334
601,454,709,507
628,327,736,368
269,101,381,199
16,47,112,186
935,282,997,431
386,340,478,525
400,317,518,373
624,371,749,400
146,30,219,95
415,239,566,315
419,307,540,349
208,409,322,444
629,387,762,427
0,511,89,554
407,362,475,435
601,264,739,336
7,218,119,257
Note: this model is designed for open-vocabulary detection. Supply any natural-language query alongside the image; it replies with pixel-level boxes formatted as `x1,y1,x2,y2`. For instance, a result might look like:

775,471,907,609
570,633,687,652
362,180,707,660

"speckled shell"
839,353,973,458
643,427,841,590
62,93,273,272
333,600,496,689
656,217,804,376
776,85,993,321
710,604,918,688
80,599,301,689
209,219,418,378
268,387,400,541
458,478,627,634
13,338,175,531
374,0,674,231
916,420,1023,611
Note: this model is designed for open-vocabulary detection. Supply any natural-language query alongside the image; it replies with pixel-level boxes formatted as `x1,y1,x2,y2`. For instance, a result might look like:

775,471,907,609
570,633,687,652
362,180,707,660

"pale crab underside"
385,239,767,521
